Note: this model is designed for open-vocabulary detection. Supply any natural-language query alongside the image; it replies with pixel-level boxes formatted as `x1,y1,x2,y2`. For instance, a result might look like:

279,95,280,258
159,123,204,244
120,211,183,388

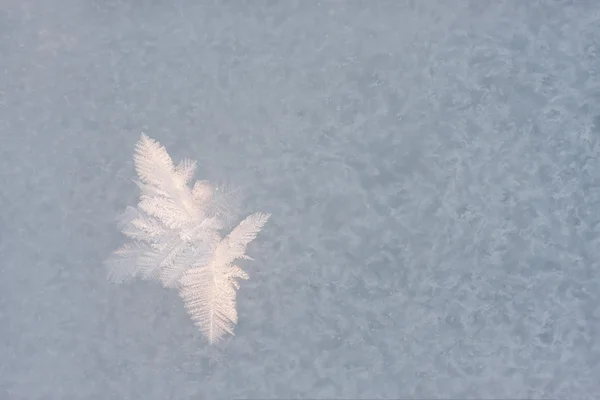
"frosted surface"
1,1,599,399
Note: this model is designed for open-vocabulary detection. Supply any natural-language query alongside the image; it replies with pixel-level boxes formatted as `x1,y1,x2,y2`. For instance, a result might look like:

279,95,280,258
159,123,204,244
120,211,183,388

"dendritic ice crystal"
106,133,270,344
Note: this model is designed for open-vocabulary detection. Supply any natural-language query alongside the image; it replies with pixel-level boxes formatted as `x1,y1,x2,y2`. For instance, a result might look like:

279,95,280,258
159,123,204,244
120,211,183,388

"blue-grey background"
1,1,599,399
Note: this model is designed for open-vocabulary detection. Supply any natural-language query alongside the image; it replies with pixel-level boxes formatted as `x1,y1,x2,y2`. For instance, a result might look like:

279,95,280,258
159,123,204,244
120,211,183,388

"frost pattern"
180,212,271,344
106,133,270,343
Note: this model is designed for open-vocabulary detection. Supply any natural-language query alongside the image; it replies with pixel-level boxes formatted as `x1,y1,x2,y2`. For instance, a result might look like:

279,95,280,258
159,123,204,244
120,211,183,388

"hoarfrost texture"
1,1,599,399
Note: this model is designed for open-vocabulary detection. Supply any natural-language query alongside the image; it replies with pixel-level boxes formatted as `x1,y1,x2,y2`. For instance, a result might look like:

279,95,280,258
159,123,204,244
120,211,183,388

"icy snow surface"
1,1,599,398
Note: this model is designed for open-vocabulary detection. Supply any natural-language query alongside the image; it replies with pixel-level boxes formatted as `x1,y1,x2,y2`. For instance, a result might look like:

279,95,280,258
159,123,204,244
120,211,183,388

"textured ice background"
1,1,600,399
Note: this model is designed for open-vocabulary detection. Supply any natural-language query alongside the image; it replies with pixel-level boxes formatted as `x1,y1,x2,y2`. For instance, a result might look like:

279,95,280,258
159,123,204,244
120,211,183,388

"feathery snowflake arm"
214,212,271,266
133,134,203,227
179,262,249,344
178,212,269,343
106,241,154,283
134,133,177,189
119,207,169,243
